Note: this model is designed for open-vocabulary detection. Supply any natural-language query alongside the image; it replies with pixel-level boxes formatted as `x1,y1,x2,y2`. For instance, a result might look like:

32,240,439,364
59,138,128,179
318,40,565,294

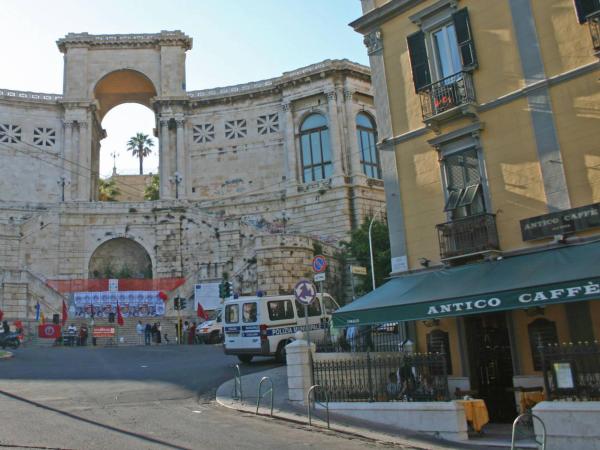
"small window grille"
225,119,247,140
257,113,279,135
192,123,215,144
33,127,56,147
0,124,21,143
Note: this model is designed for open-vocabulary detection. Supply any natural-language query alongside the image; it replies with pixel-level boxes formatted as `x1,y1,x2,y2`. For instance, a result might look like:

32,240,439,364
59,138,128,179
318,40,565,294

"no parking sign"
312,255,327,273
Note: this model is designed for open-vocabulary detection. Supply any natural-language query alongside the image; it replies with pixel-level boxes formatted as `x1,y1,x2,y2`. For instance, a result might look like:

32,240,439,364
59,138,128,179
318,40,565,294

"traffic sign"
294,279,317,305
312,255,327,273
314,273,326,282
351,265,368,275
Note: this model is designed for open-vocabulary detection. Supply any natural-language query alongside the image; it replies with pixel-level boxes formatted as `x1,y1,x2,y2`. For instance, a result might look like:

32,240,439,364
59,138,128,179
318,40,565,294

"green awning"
333,241,600,327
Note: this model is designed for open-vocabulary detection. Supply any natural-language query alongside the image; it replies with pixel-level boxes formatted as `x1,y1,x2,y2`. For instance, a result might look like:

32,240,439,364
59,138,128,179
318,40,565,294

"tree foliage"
98,178,121,201
127,132,154,175
341,217,391,296
144,174,160,200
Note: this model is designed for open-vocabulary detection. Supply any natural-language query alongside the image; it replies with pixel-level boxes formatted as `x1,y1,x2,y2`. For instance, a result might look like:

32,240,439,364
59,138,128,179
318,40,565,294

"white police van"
223,293,339,363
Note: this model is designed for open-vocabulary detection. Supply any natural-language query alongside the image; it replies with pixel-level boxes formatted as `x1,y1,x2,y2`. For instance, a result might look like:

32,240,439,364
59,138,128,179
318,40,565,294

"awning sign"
520,203,600,241
334,277,600,326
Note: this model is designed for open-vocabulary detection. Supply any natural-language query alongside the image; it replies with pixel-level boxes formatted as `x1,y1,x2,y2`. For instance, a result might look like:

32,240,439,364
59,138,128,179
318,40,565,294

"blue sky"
1,0,369,176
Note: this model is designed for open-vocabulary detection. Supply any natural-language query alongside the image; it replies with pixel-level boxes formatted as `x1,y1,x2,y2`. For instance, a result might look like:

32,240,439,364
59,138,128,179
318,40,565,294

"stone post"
286,336,315,404
62,121,74,201
159,117,171,199
175,116,186,199
281,102,298,188
325,91,345,181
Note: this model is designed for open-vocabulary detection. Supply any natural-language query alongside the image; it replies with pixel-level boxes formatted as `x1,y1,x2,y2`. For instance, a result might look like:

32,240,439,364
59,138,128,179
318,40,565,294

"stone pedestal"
286,337,315,403
533,401,600,450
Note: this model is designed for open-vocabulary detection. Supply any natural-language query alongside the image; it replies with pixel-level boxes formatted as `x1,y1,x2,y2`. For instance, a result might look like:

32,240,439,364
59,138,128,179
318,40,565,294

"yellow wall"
415,318,463,375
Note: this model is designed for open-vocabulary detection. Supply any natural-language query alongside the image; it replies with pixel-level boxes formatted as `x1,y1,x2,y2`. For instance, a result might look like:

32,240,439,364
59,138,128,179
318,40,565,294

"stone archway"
94,69,157,120
88,237,152,279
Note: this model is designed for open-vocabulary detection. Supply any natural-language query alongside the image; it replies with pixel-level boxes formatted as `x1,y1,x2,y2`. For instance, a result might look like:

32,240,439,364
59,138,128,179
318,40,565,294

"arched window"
528,318,559,371
356,113,381,179
300,114,332,182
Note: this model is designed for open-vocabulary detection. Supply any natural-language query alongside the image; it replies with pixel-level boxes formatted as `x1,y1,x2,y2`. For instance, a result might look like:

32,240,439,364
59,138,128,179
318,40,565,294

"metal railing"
436,213,499,260
307,385,330,429
540,341,600,401
589,11,600,51
312,352,449,403
511,412,546,450
231,364,243,401
418,71,476,121
315,323,404,353
256,376,274,416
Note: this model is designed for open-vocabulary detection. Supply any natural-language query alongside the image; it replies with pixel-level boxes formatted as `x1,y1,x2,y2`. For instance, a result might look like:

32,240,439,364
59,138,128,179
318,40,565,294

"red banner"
93,326,115,338
38,324,61,339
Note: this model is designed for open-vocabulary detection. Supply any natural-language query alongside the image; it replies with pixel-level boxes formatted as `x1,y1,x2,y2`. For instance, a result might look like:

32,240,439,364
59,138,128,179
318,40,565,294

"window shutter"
407,30,431,93
574,0,600,23
452,8,478,69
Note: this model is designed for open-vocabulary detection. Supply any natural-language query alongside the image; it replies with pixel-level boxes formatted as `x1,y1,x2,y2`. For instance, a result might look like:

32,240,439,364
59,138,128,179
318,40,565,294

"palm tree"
127,133,154,175
98,178,121,201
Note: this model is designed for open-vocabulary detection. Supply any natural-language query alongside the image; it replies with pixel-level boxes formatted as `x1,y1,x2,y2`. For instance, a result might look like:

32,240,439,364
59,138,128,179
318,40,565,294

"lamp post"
368,203,387,291
169,172,183,199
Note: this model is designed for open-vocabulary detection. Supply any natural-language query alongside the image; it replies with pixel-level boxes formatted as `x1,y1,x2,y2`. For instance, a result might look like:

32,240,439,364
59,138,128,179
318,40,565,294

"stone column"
78,121,90,201
326,91,345,180
175,116,186,199
62,121,74,201
159,117,171,199
343,89,363,177
286,337,315,403
281,102,298,188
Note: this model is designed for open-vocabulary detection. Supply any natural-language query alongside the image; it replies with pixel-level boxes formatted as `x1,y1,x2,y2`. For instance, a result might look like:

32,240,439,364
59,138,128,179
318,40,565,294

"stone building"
0,31,384,325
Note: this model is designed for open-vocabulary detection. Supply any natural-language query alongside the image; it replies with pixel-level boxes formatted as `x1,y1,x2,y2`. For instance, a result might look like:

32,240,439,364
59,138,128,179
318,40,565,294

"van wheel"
238,355,253,364
275,340,290,364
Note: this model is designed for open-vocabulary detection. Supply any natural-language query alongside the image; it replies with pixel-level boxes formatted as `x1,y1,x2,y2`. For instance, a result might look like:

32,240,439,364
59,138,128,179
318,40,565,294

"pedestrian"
189,322,196,345
136,320,144,345
144,323,152,345
151,322,158,344
67,323,77,346
2,320,9,334
183,321,189,345
156,321,162,344
79,324,88,346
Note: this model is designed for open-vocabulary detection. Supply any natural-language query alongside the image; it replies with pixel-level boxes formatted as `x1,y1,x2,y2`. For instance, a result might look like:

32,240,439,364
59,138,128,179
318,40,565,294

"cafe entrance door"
465,311,516,422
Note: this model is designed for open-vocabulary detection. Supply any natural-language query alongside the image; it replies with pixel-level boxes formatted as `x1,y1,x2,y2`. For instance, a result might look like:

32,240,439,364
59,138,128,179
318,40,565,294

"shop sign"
520,203,600,241
93,326,115,338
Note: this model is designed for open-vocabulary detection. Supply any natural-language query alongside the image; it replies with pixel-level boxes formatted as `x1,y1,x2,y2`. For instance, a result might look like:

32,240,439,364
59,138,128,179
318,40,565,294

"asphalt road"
0,345,400,449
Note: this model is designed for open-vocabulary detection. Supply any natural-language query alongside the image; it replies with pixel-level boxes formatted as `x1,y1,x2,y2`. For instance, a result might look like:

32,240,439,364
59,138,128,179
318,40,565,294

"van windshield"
295,299,322,317
268,300,294,321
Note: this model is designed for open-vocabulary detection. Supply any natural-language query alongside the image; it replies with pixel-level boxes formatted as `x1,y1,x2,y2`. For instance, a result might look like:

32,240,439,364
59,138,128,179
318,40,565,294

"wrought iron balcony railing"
418,71,476,122
589,11,600,52
436,213,499,261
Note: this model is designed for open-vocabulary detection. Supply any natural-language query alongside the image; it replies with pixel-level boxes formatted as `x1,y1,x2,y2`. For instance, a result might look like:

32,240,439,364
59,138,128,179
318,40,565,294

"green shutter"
452,8,478,69
407,30,431,92
574,0,600,23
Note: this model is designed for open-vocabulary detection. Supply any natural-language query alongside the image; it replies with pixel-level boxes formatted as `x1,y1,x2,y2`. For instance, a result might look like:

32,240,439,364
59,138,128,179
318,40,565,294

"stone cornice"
56,30,192,53
0,89,62,104
186,59,371,102
350,0,422,33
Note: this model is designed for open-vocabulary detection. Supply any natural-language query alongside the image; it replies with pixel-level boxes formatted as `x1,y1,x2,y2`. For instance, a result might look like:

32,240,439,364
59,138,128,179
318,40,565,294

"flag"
0,309,4,322
62,299,68,326
116,302,124,326
197,303,208,320
40,312,46,324
35,302,41,321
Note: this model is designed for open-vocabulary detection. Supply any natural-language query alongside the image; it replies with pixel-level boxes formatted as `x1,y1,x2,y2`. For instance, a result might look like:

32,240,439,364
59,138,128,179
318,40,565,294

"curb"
0,351,14,360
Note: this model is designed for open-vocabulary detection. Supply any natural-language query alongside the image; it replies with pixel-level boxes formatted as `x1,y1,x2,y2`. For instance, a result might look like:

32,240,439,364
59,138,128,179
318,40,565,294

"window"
192,123,214,143
528,318,559,371
299,114,333,183
574,0,600,23
242,302,257,323
443,148,485,219
225,304,239,324
0,124,22,143
268,300,294,321
258,113,279,135
295,298,322,318
407,8,477,92
225,119,247,140
356,113,381,179
33,127,56,148
426,329,452,375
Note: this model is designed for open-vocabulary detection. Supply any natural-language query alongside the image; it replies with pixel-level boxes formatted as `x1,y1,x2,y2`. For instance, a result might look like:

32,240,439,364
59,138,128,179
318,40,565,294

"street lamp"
169,171,183,199
368,203,387,291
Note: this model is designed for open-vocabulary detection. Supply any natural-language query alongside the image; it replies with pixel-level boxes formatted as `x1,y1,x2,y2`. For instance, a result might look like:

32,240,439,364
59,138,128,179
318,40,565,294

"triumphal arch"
0,31,385,337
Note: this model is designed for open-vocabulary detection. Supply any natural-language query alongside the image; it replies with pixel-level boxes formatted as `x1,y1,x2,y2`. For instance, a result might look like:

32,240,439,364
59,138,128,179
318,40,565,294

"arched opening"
89,238,153,279
93,70,159,201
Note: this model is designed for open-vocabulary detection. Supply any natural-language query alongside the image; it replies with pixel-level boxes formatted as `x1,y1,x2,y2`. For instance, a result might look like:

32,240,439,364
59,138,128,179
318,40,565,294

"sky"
1,0,369,177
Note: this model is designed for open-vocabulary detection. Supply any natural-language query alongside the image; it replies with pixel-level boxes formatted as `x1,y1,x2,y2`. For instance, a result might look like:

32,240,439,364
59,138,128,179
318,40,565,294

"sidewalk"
215,365,495,450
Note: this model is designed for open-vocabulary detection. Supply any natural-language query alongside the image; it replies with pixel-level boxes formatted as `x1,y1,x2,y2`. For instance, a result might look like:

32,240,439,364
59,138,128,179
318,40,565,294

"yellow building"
335,0,600,424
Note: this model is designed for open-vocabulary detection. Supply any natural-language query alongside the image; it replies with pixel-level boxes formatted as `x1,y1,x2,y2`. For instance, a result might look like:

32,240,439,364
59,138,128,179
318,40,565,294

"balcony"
418,71,477,127
589,11,600,52
436,213,499,261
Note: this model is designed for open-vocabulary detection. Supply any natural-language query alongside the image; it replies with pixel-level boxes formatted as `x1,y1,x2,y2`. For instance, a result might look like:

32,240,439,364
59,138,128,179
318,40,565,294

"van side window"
225,304,239,323
295,299,322,317
268,300,294,321
322,296,338,315
242,302,257,323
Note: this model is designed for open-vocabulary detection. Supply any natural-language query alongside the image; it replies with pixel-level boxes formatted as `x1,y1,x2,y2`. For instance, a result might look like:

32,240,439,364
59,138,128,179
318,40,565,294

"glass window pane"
434,24,461,79
324,163,333,178
301,135,312,166
356,113,373,129
242,302,257,323
457,184,480,207
310,132,322,164
300,114,327,131
225,304,239,323
361,132,372,162
295,299,322,317
321,130,331,162
267,300,294,321
369,132,377,163
304,168,313,183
